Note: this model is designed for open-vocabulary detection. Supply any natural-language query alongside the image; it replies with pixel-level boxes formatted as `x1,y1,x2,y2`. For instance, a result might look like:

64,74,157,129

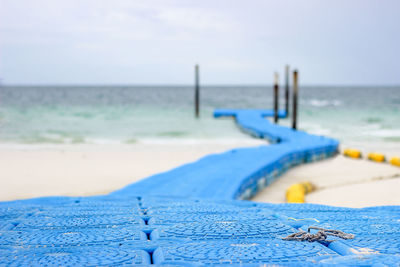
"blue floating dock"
0,109,399,266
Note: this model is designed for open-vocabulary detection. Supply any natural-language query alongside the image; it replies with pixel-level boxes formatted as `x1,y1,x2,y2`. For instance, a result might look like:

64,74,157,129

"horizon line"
1,83,400,87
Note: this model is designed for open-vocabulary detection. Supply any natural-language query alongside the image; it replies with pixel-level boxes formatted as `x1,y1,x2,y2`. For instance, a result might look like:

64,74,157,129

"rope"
287,217,320,223
282,226,355,242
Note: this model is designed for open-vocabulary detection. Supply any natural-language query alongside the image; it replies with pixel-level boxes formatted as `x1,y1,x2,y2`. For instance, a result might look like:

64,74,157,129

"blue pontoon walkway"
0,110,399,266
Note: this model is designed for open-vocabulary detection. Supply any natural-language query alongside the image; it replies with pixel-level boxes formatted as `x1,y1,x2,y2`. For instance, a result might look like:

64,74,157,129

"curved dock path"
0,110,399,266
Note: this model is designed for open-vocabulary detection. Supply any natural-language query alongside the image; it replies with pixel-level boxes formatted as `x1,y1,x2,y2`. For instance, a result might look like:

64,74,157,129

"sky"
0,0,399,85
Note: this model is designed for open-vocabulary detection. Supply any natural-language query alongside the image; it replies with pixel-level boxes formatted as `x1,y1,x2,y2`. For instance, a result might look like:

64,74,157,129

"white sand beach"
252,154,400,208
0,140,266,201
1,142,399,207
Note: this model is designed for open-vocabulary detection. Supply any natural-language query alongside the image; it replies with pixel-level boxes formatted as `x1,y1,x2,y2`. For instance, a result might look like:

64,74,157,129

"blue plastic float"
0,109,399,266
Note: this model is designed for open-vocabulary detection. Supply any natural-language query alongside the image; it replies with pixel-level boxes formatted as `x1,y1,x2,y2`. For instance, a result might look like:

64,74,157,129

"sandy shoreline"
0,140,266,201
252,154,400,208
0,142,399,207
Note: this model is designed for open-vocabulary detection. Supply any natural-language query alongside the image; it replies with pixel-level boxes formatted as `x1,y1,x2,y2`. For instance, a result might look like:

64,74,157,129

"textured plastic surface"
152,239,337,265
0,247,151,266
0,109,398,266
1,196,399,265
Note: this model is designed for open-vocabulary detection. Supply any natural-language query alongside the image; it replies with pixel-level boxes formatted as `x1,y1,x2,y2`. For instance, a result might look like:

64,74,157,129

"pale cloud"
0,0,399,84
0,0,240,44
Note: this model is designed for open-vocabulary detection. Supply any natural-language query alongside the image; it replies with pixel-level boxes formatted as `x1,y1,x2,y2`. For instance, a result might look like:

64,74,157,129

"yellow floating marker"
390,157,400,167
367,153,386,163
343,148,362,159
286,182,315,203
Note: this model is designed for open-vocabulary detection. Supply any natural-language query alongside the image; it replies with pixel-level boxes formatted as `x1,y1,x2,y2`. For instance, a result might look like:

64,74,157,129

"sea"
0,85,399,151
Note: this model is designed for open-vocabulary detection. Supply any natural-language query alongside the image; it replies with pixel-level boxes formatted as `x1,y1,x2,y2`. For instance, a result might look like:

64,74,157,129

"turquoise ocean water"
0,86,399,149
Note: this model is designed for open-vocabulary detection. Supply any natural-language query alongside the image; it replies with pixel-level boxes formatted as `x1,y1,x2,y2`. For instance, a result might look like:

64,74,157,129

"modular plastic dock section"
0,110,399,266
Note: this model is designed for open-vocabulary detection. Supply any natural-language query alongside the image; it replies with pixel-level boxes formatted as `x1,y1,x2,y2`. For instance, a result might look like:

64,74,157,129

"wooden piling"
285,65,290,117
274,72,279,124
195,64,200,118
292,70,298,130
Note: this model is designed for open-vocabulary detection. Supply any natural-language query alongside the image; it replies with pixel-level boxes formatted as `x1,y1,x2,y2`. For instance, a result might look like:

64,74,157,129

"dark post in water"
273,72,279,123
292,70,298,130
195,64,200,118
285,65,290,117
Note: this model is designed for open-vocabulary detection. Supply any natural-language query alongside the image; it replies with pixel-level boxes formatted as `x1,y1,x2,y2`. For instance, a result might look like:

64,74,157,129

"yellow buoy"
286,182,315,203
367,153,386,163
389,157,400,167
343,148,362,159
